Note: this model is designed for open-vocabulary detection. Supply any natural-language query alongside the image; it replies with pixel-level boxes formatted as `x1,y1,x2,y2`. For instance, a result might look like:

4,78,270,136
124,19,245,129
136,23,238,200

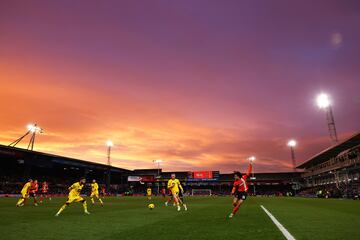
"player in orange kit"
161,187,166,198
40,181,51,203
228,159,253,218
101,186,106,197
29,180,39,206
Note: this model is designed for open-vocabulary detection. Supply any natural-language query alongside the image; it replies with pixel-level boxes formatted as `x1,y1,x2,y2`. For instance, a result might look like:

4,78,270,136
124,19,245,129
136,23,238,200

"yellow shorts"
171,190,179,196
90,192,99,198
66,195,84,204
21,191,29,199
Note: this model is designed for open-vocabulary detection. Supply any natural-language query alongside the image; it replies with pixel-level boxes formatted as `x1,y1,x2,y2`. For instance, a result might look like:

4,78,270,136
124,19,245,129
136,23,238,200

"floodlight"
9,123,43,151
315,93,338,143
317,93,330,109
27,124,42,133
248,156,256,161
27,124,35,131
287,140,297,147
106,140,113,147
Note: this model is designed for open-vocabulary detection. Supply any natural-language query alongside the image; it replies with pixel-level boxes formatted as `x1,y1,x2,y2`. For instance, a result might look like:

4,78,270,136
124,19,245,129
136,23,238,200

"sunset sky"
0,0,359,172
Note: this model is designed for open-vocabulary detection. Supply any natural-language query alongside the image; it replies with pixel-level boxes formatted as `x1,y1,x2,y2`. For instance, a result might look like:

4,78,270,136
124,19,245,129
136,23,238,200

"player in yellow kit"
167,173,187,211
55,177,90,216
90,179,104,206
146,187,152,200
16,179,33,207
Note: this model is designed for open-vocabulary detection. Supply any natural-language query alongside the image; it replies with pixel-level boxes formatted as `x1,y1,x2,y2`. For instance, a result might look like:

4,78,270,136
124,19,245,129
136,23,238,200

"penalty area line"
260,205,296,240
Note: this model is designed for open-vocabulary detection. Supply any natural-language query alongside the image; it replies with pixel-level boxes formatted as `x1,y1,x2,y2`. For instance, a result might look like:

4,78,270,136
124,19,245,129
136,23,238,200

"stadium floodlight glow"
27,124,42,134
315,93,338,143
27,124,35,131
9,123,43,151
153,159,163,194
317,93,331,109
247,156,256,195
106,140,113,147
287,139,297,172
287,139,297,147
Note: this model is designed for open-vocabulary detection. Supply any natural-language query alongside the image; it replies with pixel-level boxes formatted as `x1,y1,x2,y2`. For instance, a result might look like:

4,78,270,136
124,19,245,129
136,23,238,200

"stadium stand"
0,145,131,195
297,132,360,199
218,172,301,196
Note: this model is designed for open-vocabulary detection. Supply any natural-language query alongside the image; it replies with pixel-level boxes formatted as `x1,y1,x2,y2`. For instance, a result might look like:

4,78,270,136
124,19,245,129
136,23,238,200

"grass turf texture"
0,197,359,240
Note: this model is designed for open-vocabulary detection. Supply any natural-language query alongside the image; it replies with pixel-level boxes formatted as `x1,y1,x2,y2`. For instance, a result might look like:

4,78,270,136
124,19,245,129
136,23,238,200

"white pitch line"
260,205,296,240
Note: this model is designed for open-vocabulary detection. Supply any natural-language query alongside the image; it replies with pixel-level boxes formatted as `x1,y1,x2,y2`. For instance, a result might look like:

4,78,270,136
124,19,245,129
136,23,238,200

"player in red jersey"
228,159,253,218
161,187,166,198
101,186,106,197
29,179,39,206
40,181,51,203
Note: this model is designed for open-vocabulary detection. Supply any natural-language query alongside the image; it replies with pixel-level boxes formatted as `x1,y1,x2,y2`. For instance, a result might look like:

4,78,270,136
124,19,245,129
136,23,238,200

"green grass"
0,196,359,240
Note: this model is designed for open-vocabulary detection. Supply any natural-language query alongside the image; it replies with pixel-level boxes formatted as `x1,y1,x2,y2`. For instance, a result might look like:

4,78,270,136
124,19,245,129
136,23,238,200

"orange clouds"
0,60,356,172
1,55,358,173
0,67,253,171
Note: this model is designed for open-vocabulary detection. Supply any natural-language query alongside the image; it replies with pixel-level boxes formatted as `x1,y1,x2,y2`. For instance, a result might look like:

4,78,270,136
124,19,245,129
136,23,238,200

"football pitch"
1,197,359,240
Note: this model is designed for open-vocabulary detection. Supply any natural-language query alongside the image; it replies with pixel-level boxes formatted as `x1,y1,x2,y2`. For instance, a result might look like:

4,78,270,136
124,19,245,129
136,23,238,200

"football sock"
16,198,24,206
232,205,240,215
56,204,67,215
83,201,88,212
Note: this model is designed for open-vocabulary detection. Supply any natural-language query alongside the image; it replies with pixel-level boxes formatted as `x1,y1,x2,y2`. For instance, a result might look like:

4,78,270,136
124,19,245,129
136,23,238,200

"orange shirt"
41,183,48,193
231,164,252,193
30,183,38,193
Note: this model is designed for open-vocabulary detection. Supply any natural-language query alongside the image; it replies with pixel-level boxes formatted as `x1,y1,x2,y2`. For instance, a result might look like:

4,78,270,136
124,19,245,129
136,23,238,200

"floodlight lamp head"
106,140,113,147
27,124,42,133
287,140,297,147
317,93,331,109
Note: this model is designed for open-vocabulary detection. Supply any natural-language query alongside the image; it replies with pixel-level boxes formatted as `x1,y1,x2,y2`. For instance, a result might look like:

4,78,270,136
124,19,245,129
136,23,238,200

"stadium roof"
297,132,360,169
0,144,131,173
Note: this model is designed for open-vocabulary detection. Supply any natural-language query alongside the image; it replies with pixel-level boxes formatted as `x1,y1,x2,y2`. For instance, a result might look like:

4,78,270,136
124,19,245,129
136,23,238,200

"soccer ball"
148,203,155,210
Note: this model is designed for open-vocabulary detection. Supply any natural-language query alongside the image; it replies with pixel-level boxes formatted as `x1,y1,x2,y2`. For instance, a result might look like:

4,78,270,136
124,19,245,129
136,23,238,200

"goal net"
191,189,212,196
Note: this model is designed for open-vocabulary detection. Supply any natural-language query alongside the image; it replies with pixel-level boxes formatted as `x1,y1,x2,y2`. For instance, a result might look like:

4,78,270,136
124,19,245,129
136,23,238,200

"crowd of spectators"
298,182,360,200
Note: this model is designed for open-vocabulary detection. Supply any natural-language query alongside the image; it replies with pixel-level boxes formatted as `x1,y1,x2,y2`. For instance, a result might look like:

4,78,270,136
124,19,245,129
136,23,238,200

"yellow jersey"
68,182,84,197
91,183,99,193
21,182,31,194
147,188,152,195
167,179,183,193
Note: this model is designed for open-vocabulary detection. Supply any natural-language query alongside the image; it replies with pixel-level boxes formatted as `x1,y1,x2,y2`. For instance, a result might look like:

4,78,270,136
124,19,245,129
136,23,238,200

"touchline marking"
260,205,296,240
